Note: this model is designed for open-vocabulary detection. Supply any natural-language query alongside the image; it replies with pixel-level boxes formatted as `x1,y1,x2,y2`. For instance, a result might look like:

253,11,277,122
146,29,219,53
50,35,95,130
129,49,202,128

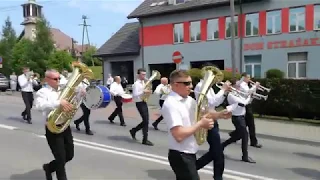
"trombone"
249,80,271,93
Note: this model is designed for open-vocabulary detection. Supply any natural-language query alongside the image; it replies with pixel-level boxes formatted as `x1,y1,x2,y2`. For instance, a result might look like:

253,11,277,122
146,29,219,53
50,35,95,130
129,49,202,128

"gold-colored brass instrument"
249,80,271,92
160,84,171,95
194,66,224,145
46,61,94,134
141,70,161,102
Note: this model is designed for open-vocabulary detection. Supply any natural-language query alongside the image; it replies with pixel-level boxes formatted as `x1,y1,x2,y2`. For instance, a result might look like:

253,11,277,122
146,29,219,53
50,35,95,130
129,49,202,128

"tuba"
194,66,224,145
46,61,94,134
141,70,161,102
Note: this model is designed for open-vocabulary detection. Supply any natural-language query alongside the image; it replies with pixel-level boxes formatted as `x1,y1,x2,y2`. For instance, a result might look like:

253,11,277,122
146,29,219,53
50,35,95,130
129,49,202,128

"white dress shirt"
132,79,145,102
239,81,256,94
194,79,226,107
227,93,252,116
162,91,198,154
110,82,125,96
154,84,170,100
106,77,114,85
34,82,88,122
18,74,38,92
59,74,68,86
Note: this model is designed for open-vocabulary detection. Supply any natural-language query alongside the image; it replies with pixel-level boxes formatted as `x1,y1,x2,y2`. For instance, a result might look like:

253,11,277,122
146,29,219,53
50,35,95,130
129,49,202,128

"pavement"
0,92,320,180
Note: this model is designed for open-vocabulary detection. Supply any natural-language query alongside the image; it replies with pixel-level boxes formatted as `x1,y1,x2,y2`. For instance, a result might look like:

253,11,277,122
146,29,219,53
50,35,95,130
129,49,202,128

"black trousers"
196,122,224,180
21,91,33,120
245,105,258,145
74,103,91,131
222,116,249,158
45,126,74,180
153,99,164,126
168,150,199,180
108,96,125,124
132,101,149,141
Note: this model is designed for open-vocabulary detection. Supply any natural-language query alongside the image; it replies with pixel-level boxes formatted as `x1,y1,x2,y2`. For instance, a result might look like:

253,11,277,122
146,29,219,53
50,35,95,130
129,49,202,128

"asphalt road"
0,94,319,180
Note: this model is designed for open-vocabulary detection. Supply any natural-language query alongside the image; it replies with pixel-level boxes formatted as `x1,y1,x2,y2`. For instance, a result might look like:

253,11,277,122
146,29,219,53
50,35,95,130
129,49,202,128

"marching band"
22,63,271,180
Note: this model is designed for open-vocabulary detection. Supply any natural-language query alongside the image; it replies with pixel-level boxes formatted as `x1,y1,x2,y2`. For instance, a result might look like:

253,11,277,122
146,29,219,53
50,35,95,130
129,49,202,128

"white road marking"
0,123,279,180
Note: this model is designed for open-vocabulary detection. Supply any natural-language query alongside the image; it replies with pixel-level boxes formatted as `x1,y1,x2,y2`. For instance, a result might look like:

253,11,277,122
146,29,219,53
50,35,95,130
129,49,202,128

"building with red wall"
96,0,320,82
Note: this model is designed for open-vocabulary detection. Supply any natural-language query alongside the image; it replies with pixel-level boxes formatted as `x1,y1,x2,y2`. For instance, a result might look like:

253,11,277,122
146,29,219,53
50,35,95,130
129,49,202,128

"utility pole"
79,15,94,65
230,0,236,77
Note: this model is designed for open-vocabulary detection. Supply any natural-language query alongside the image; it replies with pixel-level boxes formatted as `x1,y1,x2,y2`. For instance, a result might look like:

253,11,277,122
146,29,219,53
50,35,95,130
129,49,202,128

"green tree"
11,39,35,73
47,50,73,72
34,17,55,57
0,16,17,75
82,46,102,66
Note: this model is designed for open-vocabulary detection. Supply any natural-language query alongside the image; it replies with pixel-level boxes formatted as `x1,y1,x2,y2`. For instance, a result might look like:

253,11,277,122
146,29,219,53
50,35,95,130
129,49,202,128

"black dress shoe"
27,119,32,124
42,164,52,180
152,122,159,130
120,123,126,127
129,129,136,140
242,156,256,163
251,144,262,148
142,140,154,146
86,130,94,135
74,122,80,131
108,118,115,124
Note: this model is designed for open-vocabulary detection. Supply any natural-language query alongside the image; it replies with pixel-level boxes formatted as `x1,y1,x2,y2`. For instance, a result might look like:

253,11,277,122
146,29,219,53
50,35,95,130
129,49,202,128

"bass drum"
83,85,112,110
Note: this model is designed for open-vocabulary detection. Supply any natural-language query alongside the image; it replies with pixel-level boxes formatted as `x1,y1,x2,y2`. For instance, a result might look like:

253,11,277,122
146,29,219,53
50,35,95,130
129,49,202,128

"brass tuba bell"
46,61,94,134
194,66,224,145
141,70,161,102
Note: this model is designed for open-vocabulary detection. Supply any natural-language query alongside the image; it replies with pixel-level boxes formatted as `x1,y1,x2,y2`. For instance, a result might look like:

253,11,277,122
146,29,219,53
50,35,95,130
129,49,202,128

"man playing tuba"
34,69,87,180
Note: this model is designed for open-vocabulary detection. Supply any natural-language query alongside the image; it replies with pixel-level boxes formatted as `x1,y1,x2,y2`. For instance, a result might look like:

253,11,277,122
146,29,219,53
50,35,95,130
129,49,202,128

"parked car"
0,73,9,92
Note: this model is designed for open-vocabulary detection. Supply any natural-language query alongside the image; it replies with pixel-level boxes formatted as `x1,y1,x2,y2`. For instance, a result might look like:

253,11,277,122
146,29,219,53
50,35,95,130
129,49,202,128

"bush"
252,79,320,120
266,69,285,79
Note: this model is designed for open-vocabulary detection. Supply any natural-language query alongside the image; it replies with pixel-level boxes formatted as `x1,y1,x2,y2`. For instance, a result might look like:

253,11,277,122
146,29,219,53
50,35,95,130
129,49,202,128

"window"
173,23,184,43
226,16,238,38
245,13,259,36
266,10,281,34
190,21,201,42
207,19,219,40
289,7,305,32
244,55,262,78
287,52,307,79
314,5,320,30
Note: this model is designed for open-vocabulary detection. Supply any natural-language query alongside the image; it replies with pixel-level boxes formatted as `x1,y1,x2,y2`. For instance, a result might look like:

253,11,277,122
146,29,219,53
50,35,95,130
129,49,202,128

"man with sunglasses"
34,69,87,180
194,70,231,180
129,68,153,146
162,70,230,180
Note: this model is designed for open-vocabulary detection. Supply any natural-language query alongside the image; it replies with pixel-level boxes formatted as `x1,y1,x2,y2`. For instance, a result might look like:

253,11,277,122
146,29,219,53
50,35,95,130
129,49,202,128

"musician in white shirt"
222,78,256,163
152,77,170,130
108,76,126,126
106,74,113,88
162,70,230,180
18,67,38,124
129,68,153,146
34,69,86,180
238,72,262,148
194,77,231,180
74,79,93,135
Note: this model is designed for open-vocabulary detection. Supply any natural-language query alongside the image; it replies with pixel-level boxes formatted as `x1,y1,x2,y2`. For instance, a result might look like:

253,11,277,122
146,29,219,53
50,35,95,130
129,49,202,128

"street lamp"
230,0,236,77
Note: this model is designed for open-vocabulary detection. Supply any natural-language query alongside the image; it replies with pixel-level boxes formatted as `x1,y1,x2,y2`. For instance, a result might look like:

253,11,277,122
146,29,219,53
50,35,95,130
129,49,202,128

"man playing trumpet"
194,73,232,180
152,77,170,130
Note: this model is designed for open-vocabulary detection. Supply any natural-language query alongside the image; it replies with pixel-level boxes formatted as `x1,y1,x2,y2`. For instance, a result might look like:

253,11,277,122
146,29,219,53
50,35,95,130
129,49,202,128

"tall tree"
48,50,73,72
0,16,17,75
82,46,102,66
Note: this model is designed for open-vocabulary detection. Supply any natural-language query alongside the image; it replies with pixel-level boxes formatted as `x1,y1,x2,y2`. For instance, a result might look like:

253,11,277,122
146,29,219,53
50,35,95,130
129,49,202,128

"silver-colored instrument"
249,80,271,92
216,82,248,99
26,71,34,79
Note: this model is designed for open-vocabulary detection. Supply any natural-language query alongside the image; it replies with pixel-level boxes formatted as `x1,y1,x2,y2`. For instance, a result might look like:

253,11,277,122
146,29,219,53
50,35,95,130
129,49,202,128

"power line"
79,15,93,65
0,0,69,13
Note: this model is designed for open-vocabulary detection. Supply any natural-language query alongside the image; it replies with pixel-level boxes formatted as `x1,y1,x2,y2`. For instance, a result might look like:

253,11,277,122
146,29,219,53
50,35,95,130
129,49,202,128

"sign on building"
0,56,3,68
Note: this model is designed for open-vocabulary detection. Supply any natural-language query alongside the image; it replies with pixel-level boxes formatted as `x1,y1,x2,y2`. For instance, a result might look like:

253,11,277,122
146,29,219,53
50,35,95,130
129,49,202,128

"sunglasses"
175,81,192,86
48,77,61,81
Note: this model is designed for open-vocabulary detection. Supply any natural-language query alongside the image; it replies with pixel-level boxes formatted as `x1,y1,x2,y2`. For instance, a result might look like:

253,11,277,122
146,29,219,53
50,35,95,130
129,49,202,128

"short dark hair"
137,68,146,74
241,72,248,77
169,70,190,83
230,78,237,85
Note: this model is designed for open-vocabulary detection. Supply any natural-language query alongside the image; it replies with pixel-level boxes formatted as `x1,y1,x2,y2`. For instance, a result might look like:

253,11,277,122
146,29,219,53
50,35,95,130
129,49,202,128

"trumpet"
251,92,268,101
216,82,249,99
249,80,271,93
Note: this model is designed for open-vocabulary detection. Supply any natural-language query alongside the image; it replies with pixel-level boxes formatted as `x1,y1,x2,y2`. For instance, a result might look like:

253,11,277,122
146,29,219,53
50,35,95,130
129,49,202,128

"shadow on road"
288,167,320,180
293,152,320,160
146,169,175,180
10,169,45,180
107,135,141,144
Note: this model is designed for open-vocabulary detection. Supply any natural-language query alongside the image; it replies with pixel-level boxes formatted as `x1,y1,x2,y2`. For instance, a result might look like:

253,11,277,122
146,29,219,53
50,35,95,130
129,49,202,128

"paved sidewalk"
2,93,320,145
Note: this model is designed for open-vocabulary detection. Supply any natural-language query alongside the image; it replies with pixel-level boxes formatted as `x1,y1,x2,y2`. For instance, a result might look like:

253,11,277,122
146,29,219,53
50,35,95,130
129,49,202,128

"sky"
0,0,143,48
